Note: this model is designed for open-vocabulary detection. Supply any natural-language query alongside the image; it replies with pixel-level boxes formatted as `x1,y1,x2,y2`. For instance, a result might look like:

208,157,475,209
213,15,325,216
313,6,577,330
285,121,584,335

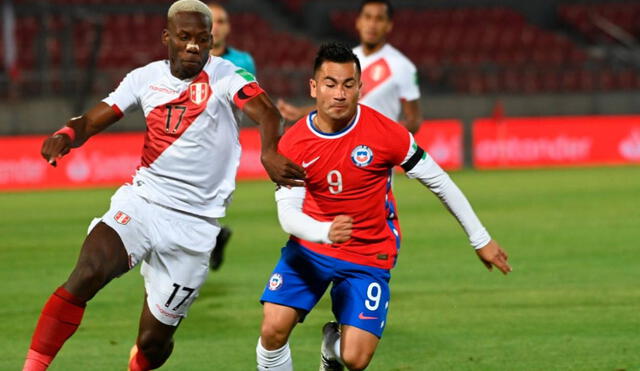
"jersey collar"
306,105,361,139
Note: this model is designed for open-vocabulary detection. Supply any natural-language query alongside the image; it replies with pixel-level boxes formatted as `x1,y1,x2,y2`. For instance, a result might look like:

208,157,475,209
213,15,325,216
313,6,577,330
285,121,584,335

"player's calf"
22,287,86,371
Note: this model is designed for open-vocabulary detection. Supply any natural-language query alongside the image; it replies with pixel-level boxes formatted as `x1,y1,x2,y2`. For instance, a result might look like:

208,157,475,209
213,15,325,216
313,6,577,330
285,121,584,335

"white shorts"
90,185,220,326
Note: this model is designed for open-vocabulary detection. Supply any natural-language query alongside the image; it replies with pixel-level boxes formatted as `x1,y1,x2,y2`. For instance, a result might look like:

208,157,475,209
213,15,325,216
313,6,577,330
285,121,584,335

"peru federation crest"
189,82,209,105
351,145,374,167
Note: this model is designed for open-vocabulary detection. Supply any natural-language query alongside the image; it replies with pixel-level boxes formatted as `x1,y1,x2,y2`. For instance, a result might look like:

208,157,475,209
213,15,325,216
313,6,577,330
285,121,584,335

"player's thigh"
66,186,155,297
330,266,391,338
141,210,220,326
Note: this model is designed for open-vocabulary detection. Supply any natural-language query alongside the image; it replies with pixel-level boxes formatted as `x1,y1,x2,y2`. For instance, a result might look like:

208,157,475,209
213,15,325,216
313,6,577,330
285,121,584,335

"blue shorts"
260,240,391,338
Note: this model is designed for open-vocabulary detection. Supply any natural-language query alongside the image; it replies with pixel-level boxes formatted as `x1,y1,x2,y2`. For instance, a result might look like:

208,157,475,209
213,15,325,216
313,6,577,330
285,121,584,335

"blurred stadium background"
2,0,640,179
1,0,639,370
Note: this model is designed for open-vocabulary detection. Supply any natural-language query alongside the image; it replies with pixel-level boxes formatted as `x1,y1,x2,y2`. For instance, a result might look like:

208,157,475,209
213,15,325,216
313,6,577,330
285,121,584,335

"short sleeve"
102,69,141,116
397,59,420,102
386,121,414,167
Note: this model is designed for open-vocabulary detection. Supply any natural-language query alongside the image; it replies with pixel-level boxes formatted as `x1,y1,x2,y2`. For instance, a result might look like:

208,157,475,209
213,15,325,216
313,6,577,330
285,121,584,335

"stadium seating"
6,2,640,96
328,6,635,94
558,2,640,44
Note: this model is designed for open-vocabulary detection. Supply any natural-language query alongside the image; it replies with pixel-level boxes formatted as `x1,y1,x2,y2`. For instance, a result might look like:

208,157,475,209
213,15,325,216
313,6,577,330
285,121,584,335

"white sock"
324,329,343,364
256,337,293,371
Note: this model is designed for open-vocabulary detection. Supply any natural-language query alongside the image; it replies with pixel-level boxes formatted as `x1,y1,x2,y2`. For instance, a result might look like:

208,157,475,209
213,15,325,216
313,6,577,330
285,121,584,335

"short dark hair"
359,0,394,19
313,42,361,76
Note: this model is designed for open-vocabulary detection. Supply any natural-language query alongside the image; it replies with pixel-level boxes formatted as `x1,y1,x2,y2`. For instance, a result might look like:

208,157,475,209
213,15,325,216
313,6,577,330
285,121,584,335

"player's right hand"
261,150,306,187
41,134,72,167
329,215,353,244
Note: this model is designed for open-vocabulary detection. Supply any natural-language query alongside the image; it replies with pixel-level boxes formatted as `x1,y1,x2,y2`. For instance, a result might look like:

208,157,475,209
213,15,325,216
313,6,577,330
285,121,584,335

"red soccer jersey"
278,104,412,269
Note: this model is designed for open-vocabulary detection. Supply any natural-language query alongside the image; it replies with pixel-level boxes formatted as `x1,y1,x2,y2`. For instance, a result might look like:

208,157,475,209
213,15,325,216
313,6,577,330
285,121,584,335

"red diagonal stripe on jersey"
360,58,391,99
140,71,212,168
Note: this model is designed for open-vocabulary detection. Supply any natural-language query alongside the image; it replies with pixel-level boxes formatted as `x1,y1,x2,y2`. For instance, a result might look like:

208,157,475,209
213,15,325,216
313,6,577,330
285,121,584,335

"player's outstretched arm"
242,94,305,187
401,99,421,134
475,239,511,275
41,102,121,166
401,142,512,274
276,98,314,122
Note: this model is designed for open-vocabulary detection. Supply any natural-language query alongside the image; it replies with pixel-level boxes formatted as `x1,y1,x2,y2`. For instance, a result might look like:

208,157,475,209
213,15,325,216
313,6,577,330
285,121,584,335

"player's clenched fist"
41,133,72,167
328,215,353,244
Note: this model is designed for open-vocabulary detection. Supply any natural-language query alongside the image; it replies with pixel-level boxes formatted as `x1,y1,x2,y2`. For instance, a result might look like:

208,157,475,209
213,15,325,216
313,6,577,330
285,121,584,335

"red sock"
23,287,86,371
128,345,151,371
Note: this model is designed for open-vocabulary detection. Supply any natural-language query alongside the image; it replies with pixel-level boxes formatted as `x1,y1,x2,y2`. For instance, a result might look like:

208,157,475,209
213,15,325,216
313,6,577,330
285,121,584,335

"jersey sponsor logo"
358,312,378,320
114,211,131,225
351,145,374,167
149,85,178,95
268,273,283,291
189,82,209,105
361,58,391,99
235,68,255,82
302,156,320,168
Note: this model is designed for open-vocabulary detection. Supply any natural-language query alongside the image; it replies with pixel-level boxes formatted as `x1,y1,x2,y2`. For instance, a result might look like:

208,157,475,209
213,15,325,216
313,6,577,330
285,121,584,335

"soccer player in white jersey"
22,1,304,371
257,43,510,371
278,0,422,133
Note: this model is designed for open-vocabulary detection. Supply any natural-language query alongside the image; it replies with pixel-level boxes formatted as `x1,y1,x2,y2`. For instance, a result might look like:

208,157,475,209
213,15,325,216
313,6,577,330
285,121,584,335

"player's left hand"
261,150,306,187
475,239,512,275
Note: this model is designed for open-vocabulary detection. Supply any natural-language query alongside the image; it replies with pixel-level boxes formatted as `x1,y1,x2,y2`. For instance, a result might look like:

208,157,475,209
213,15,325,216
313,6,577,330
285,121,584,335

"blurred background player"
207,1,256,76
206,2,258,271
257,42,510,371
277,0,422,133
22,1,304,370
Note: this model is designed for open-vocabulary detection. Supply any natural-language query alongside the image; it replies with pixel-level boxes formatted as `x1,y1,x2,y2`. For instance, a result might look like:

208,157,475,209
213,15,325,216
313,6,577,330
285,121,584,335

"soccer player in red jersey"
256,43,511,371
278,0,422,134
22,1,304,370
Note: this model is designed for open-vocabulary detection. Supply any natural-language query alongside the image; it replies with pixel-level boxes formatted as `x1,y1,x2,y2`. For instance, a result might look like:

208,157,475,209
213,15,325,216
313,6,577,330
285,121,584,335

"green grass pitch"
1,166,638,370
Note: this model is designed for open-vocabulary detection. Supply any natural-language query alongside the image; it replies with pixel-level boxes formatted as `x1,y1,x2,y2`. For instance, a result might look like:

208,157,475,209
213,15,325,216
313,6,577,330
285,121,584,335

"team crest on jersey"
189,82,209,105
351,145,374,167
114,211,131,225
268,273,283,291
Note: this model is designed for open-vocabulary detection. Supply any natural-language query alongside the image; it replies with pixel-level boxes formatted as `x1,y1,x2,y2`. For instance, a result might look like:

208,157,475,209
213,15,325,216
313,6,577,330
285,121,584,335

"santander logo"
618,129,640,161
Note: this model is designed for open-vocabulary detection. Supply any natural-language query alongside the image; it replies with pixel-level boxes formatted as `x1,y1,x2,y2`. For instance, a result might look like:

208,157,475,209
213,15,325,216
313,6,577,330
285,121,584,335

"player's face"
356,3,393,48
209,5,230,47
310,61,361,124
163,12,213,79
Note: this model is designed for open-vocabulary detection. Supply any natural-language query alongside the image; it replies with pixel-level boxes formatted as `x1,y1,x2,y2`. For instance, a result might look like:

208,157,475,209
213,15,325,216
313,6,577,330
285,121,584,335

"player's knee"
137,330,174,367
341,348,373,371
260,322,289,350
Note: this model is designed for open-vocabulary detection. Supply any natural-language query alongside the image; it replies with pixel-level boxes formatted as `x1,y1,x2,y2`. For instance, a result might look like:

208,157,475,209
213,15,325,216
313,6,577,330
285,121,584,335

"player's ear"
161,28,169,46
309,78,317,98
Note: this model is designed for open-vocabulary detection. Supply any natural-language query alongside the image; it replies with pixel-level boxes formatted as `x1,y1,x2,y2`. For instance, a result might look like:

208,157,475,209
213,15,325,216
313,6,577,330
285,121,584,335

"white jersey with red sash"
103,56,262,217
353,44,420,122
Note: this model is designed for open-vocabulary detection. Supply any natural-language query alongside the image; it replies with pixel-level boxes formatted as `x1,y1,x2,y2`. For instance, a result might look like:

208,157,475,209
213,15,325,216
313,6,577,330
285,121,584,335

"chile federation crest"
351,145,374,167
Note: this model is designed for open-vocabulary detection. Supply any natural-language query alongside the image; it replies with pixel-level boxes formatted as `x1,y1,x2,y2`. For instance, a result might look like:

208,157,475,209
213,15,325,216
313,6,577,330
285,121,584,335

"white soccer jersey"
353,44,420,122
103,56,260,217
